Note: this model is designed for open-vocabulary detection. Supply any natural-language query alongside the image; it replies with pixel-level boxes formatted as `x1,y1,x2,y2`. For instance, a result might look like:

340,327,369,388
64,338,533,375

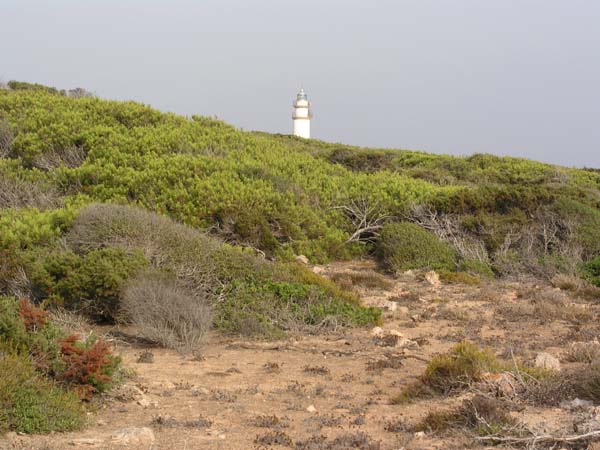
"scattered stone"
312,266,326,274
306,404,317,413
296,255,310,265
535,352,561,371
424,271,440,287
109,427,155,447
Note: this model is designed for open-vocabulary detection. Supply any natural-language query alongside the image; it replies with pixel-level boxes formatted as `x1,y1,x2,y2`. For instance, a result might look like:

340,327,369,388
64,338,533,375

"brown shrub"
121,272,212,353
17,298,48,331
58,335,113,400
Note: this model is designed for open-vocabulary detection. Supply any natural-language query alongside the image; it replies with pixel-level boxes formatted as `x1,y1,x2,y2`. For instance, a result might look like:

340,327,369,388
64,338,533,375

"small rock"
109,427,155,447
370,326,385,337
312,266,325,274
535,352,561,371
424,271,440,287
295,255,310,265
414,431,426,439
191,387,210,396
306,404,317,413
136,396,157,408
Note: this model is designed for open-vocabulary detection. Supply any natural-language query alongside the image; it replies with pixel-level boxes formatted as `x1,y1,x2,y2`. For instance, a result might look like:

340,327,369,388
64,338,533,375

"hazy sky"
2,0,599,167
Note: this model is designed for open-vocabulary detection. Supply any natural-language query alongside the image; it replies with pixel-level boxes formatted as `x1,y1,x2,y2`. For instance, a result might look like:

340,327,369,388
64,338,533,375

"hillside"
1,83,600,448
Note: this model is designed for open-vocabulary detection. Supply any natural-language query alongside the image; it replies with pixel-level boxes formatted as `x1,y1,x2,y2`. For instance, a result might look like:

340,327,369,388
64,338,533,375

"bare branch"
332,197,391,244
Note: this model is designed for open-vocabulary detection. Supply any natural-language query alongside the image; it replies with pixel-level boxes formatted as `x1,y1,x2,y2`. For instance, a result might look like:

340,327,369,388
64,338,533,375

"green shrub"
0,354,85,434
65,204,380,336
582,256,600,287
377,222,457,272
28,247,148,322
422,342,502,393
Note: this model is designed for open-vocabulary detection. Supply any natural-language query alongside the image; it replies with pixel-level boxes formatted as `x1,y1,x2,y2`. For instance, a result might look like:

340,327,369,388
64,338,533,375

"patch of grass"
0,354,85,434
347,272,393,290
438,270,480,286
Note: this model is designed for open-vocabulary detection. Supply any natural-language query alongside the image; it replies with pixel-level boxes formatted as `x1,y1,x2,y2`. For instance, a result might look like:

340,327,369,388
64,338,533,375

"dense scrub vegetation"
0,296,121,433
0,81,599,341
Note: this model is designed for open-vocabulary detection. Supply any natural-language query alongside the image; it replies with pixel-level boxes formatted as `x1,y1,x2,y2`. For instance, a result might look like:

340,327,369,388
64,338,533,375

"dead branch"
332,197,391,244
476,429,600,445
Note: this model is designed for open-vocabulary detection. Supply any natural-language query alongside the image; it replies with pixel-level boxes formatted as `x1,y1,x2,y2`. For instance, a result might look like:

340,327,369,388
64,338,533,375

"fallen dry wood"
477,429,600,445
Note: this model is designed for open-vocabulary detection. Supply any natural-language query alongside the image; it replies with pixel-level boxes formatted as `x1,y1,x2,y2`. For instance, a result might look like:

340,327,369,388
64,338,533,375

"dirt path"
2,261,599,449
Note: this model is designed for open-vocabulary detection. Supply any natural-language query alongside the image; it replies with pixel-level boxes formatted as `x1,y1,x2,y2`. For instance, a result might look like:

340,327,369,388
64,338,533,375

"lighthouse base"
293,119,310,139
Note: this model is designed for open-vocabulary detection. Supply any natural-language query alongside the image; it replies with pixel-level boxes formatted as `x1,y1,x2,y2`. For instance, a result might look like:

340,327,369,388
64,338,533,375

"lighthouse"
292,88,311,138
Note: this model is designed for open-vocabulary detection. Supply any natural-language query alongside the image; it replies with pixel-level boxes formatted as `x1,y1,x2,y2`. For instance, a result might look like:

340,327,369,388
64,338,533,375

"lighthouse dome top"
297,88,308,101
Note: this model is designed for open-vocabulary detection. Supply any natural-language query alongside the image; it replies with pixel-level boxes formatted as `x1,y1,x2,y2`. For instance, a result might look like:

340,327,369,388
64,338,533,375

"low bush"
67,204,380,337
422,342,502,393
0,354,85,434
28,247,148,322
413,395,516,436
376,222,456,273
392,342,548,403
58,335,121,400
121,272,212,352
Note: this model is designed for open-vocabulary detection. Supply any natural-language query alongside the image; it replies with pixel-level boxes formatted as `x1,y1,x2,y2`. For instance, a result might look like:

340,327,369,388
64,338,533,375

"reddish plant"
58,335,113,401
17,298,48,331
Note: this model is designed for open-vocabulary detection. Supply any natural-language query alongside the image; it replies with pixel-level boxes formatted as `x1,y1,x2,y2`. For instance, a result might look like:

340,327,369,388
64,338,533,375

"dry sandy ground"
2,260,599,450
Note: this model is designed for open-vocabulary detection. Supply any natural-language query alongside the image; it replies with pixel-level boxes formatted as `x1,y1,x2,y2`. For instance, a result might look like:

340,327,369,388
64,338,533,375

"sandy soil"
2,260,599,450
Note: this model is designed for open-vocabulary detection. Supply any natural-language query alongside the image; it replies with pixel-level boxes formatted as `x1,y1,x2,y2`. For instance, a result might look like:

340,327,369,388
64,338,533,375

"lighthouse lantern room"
292,88,311,139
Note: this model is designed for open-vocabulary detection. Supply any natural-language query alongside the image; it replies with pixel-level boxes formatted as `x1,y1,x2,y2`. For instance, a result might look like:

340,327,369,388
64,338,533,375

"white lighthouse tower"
292,88,311,138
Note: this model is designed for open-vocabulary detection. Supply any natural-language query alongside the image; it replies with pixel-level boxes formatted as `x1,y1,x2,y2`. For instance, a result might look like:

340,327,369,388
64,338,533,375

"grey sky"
2,0,599,167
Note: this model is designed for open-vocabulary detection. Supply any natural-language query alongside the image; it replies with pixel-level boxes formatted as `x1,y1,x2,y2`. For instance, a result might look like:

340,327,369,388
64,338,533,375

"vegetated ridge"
1,81,600,445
